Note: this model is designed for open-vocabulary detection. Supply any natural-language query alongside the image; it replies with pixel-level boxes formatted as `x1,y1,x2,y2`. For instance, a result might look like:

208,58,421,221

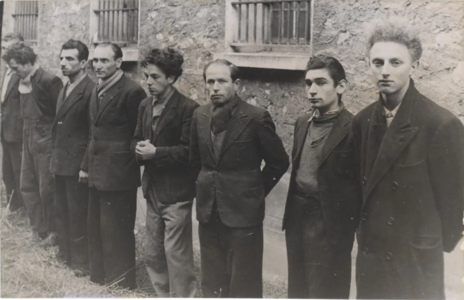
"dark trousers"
55,175,89,269
285,194,352,299
88,187,137,290
20,122,55,235
199,207,263,298
1,140,23,210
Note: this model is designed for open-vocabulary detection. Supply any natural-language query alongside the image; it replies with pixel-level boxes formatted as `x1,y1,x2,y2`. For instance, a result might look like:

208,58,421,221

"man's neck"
68,71,85,84
381,80,410,111
156,85,174,103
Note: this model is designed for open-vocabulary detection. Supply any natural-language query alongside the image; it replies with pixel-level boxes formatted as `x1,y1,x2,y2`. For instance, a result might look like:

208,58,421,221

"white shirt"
384,103,401,128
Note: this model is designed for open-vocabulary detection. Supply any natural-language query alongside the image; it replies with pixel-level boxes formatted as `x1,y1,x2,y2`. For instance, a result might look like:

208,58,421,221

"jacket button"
361,213,368,222
362,247,369,255
387,217,395,225
392,181,399,191
385,252,393,261
362,176,367,185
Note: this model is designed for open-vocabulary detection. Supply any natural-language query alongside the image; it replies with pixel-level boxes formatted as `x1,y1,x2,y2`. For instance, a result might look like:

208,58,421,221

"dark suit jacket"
1,72,23,142
50,75,96,176
80,75,147,191
282,108,362,250
190,97,290,228
352,79,464,298
29,67,63,124
132,89,199,204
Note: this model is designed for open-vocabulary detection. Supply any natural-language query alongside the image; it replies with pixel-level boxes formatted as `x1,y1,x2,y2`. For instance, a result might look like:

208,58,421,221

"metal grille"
13,1,38,41
94,0,139,43
232,0,311,46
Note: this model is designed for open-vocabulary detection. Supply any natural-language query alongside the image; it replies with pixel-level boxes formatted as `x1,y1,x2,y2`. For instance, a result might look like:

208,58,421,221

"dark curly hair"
61,39,89,61
2,43,37,65
141,48,184,83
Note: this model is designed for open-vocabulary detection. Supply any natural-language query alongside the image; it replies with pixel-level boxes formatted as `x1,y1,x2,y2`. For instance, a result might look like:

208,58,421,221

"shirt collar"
383,102,401,118
66,73,86,88
152,87,175,106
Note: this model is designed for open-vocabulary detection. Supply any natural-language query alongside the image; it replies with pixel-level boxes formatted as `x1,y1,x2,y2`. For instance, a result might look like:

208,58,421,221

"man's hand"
79,170,88,184
136,139,157,161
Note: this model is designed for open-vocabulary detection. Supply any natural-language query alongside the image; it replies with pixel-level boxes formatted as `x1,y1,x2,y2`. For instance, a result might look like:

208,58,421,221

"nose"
145,76,153,86
381,64,391,77
307,84,318,97
212,81,220,92
60,58,67,67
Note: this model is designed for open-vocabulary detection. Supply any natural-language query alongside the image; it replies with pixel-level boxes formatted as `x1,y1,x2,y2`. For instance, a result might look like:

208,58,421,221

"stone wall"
2,0,463,154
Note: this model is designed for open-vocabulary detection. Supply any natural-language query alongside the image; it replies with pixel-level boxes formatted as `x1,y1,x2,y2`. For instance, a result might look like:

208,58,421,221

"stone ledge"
213,52,311,71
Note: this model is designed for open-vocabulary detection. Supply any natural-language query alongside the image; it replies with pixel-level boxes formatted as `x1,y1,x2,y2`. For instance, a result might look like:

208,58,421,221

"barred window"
13,1,38,42
94,0,139,44
229,0,312,52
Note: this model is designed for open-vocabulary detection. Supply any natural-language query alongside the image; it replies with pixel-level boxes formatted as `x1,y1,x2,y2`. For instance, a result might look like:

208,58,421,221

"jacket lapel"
198,107,215,162
3,73,20,102
365,85,419,199
153,90,180,143
95,76,125,124
54,76,90,124
218,100,252,163
318,108,351,167
293,113,312,165
143,96,154,142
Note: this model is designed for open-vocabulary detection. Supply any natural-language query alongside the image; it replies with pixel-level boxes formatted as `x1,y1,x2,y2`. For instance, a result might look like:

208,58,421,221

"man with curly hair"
353,19,464,299
2,43,63,245
132,48,199,297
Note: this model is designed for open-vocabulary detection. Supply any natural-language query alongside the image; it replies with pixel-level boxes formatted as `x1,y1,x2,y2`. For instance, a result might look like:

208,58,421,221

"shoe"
39,232,58,247
73,268,90,277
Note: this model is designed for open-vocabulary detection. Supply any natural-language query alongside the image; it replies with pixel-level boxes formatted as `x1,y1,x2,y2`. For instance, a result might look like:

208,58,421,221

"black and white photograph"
0,0,463,298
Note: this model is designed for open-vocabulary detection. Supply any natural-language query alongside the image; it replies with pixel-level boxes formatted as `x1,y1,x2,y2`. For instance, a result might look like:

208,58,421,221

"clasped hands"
136,139,157,160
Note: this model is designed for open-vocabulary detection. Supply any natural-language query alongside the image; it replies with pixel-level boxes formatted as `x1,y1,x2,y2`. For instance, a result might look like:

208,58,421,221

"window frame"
12,0,39,43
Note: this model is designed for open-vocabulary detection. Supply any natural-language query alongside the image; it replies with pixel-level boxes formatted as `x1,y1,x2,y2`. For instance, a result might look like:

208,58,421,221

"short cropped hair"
203,59,240,82
2,32,24,42
305,54,346,86
61,39,89,62
367,19,422,62
96,42,123,60
141,48,184,82
2,43,37,65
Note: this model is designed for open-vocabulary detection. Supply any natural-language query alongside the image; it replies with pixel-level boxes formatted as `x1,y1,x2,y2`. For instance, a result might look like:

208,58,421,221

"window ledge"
88,48,139,62
213,52,311,71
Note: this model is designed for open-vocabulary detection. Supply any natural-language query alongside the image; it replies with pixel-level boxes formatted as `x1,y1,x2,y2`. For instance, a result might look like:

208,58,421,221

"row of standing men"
1,20,464,299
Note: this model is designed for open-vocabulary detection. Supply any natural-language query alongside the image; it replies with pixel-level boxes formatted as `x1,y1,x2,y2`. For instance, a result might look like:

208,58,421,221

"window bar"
17,2,22,39
134,0,139,43
114,0,119,42
268,3,273,44
286,2,291,44
130,0,135,43
24,2,28,40
278,3,282,44
295,1,300,45
28,1,32,40
304,0,309,45
122,0,127,43
261,2,267,44
256,2,263,44
34,1,37,40
103,0,108,41
245,3,249,43
118,0,123,43
110,0,115,41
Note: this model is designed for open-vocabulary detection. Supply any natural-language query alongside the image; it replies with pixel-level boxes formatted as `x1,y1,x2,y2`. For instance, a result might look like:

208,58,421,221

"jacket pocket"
410,236,441,249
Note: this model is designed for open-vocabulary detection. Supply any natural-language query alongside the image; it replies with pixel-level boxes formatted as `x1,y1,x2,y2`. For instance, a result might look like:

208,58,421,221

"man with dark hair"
2,43,63,244
132,47,199,297
353,19,464,299
1,33,24,212
282,54,361,299
50,39,95,277
80,42,146,289
190,59,289,297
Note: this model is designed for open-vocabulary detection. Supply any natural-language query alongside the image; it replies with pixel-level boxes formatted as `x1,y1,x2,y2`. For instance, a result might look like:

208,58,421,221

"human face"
60,49,85,78
369,41,416,96
92,46,121,80
305,68,345,114
8,59,33,79
1,39,20,52
143,64,174,97
205,64,239,106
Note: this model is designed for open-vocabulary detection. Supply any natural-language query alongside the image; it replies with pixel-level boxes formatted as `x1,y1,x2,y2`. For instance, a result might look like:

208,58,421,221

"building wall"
2,0,463,155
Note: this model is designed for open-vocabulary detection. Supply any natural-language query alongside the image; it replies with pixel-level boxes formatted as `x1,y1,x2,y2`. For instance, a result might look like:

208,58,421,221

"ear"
233,78,241,92
336,79,347,95
167,75,176,85
80,59,88,70
115,57,123,69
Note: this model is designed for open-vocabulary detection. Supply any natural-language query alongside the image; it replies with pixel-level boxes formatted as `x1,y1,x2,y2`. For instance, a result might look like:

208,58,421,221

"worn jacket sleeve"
189,108,202,172
153,100,200,167
258,110,290,196
131,100,148,167
49,76,63,109
428,117,464,252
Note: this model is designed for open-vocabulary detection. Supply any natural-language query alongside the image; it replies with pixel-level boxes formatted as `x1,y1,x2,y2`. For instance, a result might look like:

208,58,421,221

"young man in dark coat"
132,48,199,297
1,33,24,212
50,39,95,277
2,44,63,243
80,43,147,289
190,59,289,298
353,20,464,299
282,55,361,299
